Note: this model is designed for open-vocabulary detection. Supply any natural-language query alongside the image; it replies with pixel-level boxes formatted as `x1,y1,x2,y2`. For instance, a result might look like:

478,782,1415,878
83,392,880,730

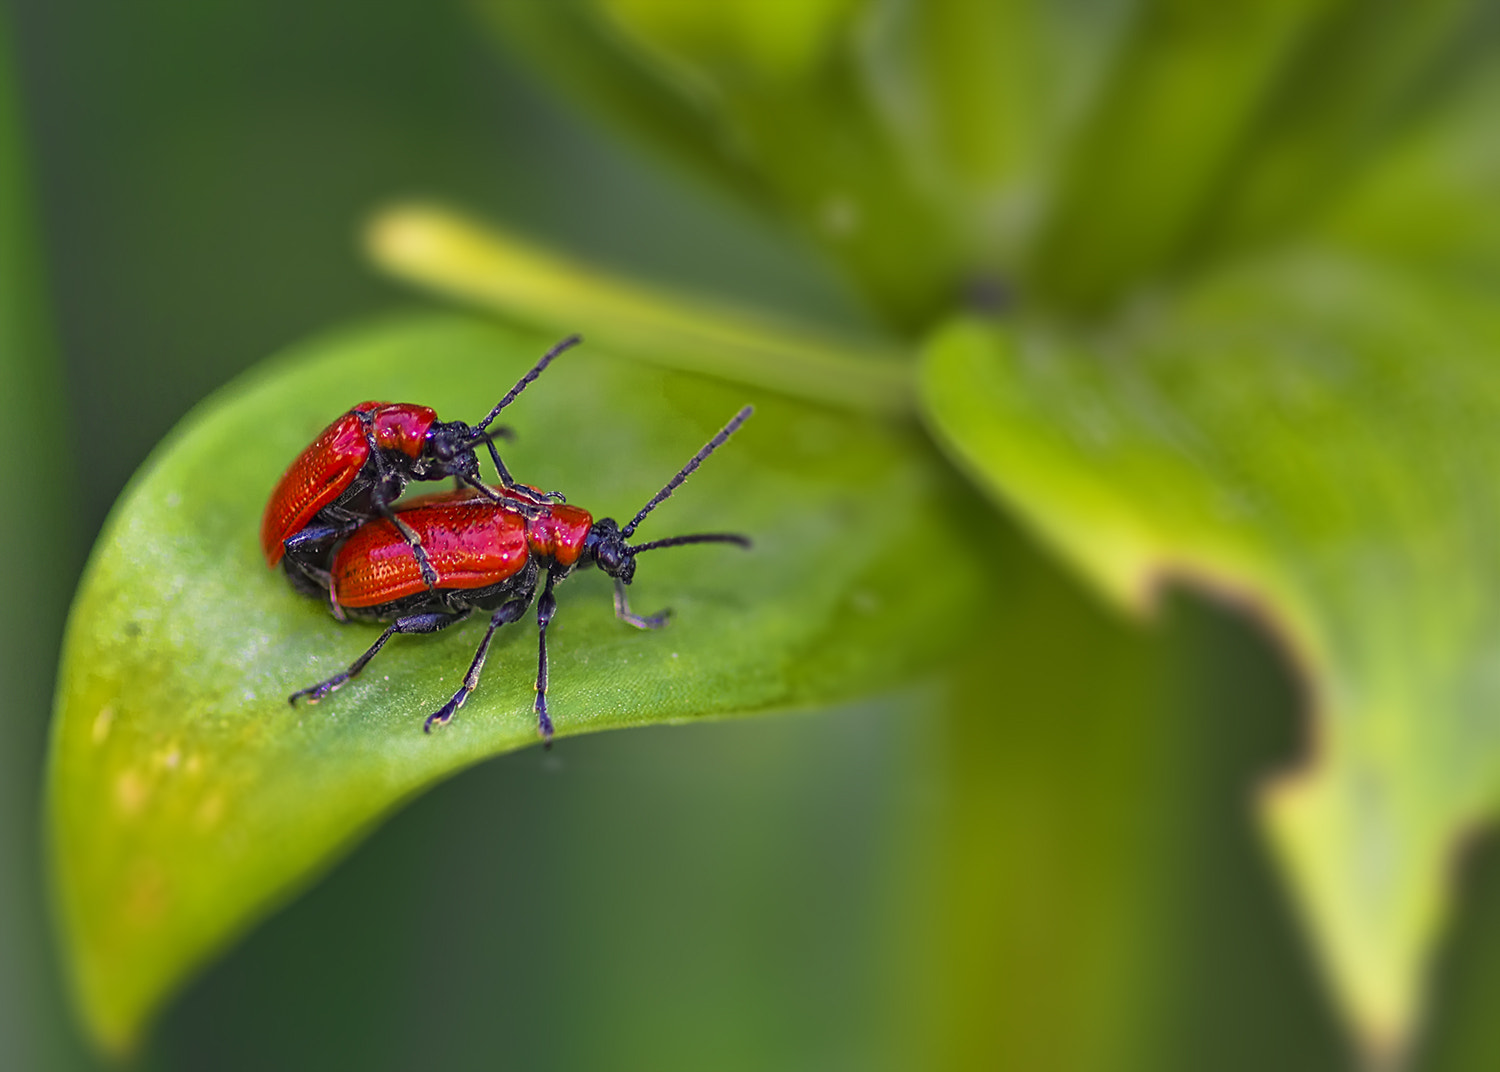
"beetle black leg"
355,411,439,589
458,474,543,519
283,560,333,598
447,429,513,495
613,578,669,630
483,434,518,488
376,501,440,589
282,517,362,559
482,437,565,505
281,517,364,596
289,610,465,705
423,596,532,733
355,413,398,501
534,570,559,744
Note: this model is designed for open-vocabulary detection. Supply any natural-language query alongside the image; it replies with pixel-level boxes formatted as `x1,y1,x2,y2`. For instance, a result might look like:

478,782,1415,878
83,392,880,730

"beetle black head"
584,406,755,584
418,420,488,481
584,518,637,584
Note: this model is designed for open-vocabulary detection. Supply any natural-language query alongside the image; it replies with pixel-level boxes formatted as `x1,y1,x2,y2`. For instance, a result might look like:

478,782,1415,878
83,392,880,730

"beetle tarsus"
289,675,348,705
290,611,462,709
423,598,530,731
613,578,669,630
535,689,554,744
533,571,558,742
411,542,439,589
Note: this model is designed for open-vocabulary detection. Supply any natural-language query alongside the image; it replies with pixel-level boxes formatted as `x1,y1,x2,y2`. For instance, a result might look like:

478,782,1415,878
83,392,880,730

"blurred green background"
8,1,1500,1069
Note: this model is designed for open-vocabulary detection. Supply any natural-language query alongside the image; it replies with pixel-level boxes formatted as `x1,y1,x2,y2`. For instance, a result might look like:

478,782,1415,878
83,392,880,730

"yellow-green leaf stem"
920,252,1500,1062
50,313,981,1054
368,204,913,415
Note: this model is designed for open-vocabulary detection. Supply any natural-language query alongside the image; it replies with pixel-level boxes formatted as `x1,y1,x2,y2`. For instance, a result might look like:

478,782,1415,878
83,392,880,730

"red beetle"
289,406,754,740
261,335,579,594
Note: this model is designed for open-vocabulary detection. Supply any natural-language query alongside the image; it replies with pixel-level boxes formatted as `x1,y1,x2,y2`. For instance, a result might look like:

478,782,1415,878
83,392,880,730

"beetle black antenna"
469,334,582,438
629,533,751,554
468,427,514,446
622,406,753,538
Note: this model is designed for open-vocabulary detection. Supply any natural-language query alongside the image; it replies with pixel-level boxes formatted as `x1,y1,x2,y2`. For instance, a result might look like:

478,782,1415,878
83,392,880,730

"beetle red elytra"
260,334,580,596
288,405,754,740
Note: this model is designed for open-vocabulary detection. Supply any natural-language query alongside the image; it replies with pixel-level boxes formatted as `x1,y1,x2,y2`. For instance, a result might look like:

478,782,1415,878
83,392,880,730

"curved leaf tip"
49,312,981,1052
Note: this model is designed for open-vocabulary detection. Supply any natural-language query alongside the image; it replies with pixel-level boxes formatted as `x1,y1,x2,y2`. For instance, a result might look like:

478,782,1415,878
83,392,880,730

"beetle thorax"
370,404,438,459
525,504,594,569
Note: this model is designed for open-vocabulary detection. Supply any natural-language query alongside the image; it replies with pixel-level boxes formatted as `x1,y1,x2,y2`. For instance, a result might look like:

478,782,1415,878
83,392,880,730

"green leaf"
49,312,980,1054
474,0,772,217
596,0,862,85
919,250,1500,1060
1318,59,1500,287
1025,0,1342,310
857,0,1135,269
478,0,963,331
1197,0,1478,256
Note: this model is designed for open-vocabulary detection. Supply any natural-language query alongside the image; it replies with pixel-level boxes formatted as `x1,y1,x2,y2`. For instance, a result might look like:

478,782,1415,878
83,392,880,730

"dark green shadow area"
144,704,914,1072
1417,825,1500,1069
909,520,1349,1071
0,9,89,1070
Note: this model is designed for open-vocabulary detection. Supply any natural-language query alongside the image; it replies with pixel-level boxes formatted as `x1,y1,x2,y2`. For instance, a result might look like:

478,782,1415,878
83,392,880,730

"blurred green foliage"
13,0,1500,1069
924,251,1500,1045
0,9,85,1072
466,0,1500,1061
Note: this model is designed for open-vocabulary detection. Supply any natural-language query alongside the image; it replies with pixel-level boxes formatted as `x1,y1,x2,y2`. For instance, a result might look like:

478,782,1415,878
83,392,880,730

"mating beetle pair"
261,337,752,740
261,335,581,596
